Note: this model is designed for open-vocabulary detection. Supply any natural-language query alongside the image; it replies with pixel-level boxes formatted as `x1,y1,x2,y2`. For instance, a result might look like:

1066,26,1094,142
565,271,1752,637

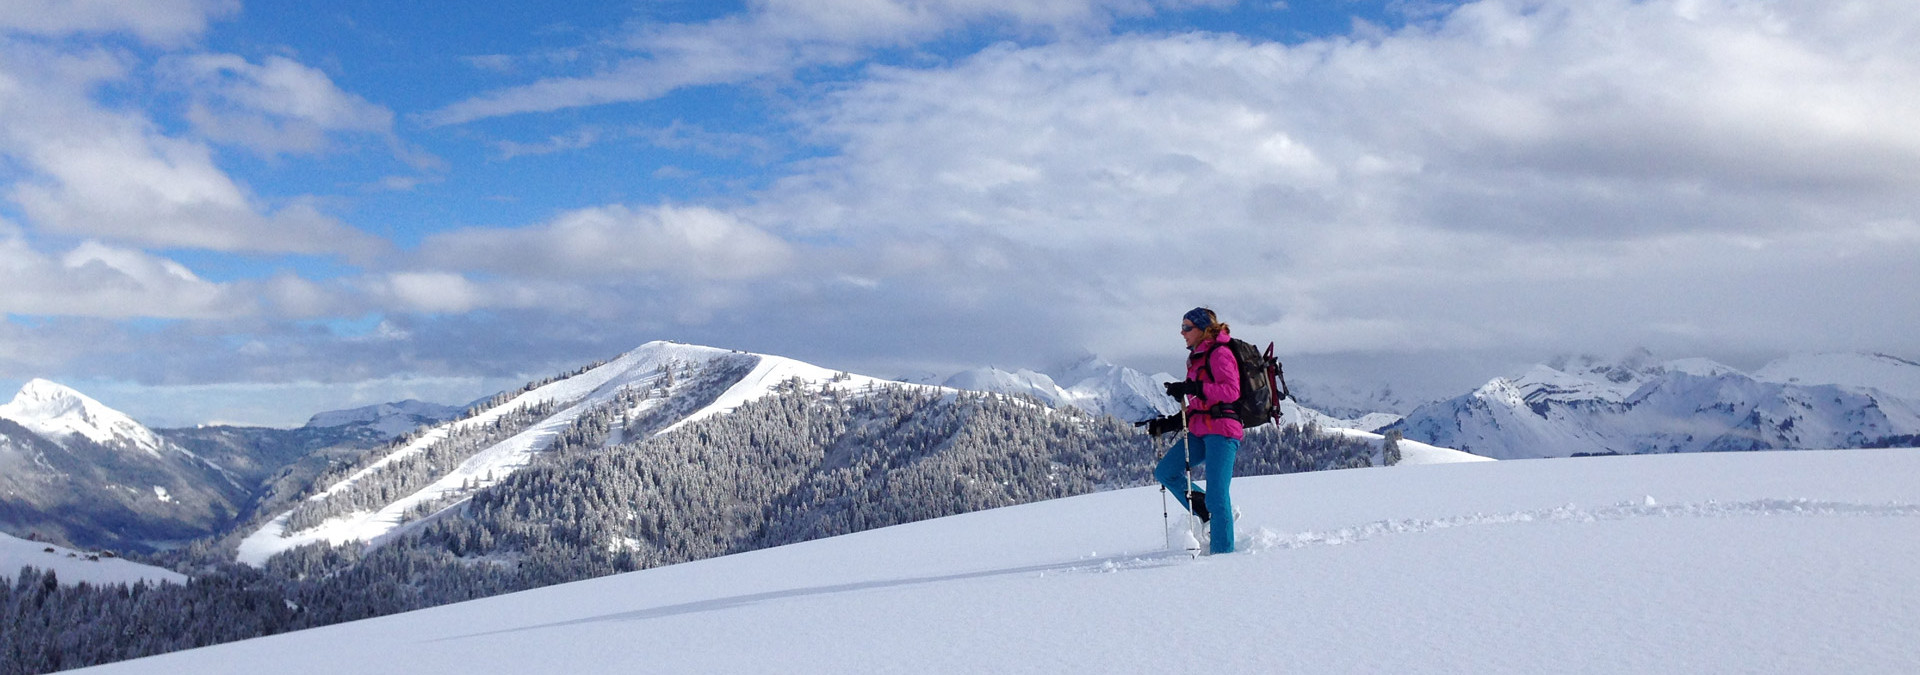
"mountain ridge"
1396,352,1920,458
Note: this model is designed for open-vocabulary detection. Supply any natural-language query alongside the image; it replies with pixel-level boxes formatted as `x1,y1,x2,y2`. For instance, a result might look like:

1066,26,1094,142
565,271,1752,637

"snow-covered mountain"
304,399,464,439
1752,352,1920,399
236,341,934,566
942,356,1176,423
0,379,172,457
74,448,1920,674
0,380,250,551
1396,352,1920,459
942,357,1399,430
1287,379,1426,419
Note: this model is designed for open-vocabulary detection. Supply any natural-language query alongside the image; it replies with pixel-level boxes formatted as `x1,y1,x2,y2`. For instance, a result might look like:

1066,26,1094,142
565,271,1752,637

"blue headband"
1182,307,1213,330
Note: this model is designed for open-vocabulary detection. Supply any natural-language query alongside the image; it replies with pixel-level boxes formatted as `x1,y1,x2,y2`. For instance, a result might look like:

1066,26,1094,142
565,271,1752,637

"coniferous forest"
2,378,1373,675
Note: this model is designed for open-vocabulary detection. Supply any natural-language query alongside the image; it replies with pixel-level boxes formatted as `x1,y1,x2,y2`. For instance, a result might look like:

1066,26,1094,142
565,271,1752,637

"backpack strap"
1188,341,1235,420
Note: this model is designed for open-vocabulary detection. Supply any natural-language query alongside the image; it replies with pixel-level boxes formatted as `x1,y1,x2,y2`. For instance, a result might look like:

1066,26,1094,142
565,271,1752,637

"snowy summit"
236,341,942,566
0,379,170,457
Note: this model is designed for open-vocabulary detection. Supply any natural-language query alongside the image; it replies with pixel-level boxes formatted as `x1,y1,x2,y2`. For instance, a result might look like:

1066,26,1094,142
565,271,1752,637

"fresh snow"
81,448,1920,674
656,348,926,435
304,400,463,438
1754,352,1920,400
1280,399,1403,432
237,342,943,566
0,379,171,457
1400,352,1920,459
1322,427,1495,466
942,360,1176,423
0,531,186,587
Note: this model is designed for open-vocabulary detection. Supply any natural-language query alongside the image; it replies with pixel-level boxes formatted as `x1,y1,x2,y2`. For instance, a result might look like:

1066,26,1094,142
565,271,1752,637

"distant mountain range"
1393,352,1920,459
0,382,458,552
304,400,464,437
939,357,1399,430
5,344,1916,554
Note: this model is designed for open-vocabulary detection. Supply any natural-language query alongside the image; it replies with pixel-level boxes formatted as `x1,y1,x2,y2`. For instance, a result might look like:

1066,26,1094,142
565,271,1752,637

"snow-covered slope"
1398,353,1920,458
1754,352,1920,400
0,380,250,551
0,532,185,587
80,448,1920,674
1321,426,1495,466
304,400,463,439
1287,379,1426,418
0,379,171,457
237,341,940,566
943,357,1176,423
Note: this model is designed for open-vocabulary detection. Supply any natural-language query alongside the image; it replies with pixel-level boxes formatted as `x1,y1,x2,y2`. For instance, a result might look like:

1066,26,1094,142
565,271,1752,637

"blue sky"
3,0,1918,426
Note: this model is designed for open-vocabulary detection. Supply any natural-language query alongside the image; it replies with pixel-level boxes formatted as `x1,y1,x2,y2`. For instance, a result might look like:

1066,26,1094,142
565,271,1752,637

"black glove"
1135,415,1183,437
1163,380,1203,399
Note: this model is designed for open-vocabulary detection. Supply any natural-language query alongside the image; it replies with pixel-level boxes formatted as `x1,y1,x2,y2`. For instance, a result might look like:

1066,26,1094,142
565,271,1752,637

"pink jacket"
1185,330,1244,440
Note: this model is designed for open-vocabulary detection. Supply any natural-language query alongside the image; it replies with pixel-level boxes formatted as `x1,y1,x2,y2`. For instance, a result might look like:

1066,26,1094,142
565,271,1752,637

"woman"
1147,307,1241,554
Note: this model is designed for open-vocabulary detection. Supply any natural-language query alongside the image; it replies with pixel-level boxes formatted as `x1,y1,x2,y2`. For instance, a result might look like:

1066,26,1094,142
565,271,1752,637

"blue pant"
1155,433,1238,554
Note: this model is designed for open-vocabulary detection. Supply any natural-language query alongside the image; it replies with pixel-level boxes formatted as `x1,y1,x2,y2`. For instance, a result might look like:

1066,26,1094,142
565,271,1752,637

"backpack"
1197,338,1290,429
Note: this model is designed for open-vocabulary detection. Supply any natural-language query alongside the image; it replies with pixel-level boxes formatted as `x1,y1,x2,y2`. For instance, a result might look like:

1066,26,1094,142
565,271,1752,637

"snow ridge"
305,400,463,438
1398,352,1920,458
238,341,947,566
0,379,170,457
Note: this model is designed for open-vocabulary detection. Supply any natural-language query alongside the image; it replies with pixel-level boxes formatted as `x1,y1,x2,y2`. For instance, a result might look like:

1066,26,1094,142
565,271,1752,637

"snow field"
81,448,1920,674
0,532,187,587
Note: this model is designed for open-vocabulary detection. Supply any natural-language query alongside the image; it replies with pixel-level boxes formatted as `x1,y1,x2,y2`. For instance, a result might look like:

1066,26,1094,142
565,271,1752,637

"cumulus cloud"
0,235,248,318
420,204,794,281
376,272,489,314
726,0,1920,367
0,42,390,258
425,0,1233,125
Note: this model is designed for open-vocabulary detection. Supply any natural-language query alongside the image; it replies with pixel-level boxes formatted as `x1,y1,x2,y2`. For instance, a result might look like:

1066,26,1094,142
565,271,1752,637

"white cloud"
164,54,398,156
0,42,390,258
0,235,249,318
0,0,238,46
425,0,1232,125
420,204,794,281
379,272,489,314
720,0,1920,366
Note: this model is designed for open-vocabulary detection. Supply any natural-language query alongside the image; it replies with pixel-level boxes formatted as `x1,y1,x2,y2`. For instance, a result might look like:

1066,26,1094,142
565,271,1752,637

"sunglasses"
1180,324,1199,333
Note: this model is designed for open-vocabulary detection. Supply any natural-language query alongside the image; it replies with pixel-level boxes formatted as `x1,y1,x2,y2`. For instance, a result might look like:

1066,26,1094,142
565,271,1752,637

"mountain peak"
0,378,167,456
10,377,87,408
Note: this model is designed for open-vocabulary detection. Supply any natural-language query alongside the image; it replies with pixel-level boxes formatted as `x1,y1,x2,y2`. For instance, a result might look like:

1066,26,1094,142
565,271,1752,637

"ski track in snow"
430,494,1920,643
1048,497,1920,576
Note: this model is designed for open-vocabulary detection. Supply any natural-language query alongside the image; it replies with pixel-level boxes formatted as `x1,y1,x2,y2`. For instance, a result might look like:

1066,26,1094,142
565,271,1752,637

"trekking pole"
1179,396,1197,556
1157,422,1185,551
1160,483,1171,549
